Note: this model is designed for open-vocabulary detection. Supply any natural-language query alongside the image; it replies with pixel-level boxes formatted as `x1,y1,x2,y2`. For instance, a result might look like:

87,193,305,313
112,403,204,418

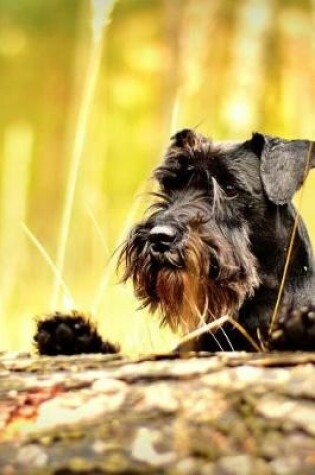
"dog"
35,129,315,354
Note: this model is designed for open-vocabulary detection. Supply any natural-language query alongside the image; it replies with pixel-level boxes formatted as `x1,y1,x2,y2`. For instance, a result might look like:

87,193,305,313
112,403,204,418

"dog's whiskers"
182,292,224,351
184,294,224,351
199,299,232,352
218,322,234,351
196,295,227,352
200,295,234,352
211,177,221,214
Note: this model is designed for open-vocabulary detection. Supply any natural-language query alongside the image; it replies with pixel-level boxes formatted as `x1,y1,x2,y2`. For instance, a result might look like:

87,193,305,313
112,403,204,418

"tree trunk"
0,351,315,474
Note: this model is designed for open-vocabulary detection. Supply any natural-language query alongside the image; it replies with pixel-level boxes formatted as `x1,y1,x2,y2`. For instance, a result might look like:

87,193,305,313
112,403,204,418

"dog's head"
119,129,315,333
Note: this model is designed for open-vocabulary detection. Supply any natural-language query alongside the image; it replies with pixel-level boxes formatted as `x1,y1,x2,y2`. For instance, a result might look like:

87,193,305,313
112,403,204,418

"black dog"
35,130,315,354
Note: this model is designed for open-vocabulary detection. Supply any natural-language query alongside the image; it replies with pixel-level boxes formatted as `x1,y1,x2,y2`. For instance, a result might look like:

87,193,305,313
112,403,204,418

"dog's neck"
251,202,314,290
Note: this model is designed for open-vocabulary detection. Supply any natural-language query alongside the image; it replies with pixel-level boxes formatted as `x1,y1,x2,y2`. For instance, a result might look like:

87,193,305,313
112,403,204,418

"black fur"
34,311,119,356
120,129,315,352
34,130,315,354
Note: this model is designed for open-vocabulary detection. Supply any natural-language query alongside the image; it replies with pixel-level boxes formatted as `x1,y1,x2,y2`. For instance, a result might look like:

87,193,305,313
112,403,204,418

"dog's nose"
149,225,177,252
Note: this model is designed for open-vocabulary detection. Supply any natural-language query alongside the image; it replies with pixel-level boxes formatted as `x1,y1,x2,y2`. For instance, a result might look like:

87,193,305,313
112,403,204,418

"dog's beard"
120,230,259,335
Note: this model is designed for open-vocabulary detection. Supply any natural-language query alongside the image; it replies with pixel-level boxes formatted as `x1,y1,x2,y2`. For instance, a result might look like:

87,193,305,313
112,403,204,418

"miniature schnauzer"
35,129,315,354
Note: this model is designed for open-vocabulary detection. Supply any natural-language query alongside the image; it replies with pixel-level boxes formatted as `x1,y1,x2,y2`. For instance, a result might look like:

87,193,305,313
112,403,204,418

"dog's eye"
223,184,238,196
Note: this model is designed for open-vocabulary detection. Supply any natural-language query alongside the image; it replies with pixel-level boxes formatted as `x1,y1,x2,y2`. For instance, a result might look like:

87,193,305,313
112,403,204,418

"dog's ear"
171,129,197,148
251,132,315,205
171,129,209,150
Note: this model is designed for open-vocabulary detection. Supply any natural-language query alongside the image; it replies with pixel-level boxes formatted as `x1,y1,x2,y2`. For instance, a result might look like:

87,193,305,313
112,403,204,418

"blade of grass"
226,316,262,352
22,223,74,308
91,181,149,315
179,316,229,346
179,314,261,352
51,0,118,309
85,203,110,256
50,41,103,309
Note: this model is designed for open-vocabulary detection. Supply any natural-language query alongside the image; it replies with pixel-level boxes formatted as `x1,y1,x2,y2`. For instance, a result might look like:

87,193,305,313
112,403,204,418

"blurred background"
0,0,314,353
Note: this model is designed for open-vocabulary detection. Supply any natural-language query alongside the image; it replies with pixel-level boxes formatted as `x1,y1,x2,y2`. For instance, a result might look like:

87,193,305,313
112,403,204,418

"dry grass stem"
179,313,261,352
85,204,110,257
226,316,262,352
179,315,229,346
51,40,104,309
91,181,149,315
22,223,74,308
